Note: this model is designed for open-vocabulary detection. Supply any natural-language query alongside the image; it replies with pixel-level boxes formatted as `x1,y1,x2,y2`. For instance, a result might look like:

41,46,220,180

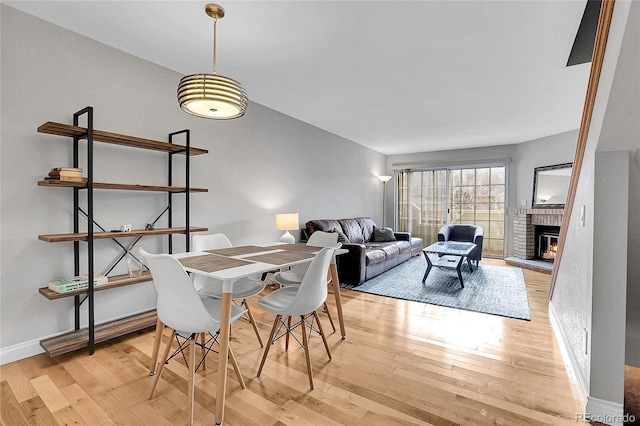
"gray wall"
514,130,578,208
386,132,577,256
602,0,640,369
0,6,386,354
551,0,637,407
628,146,640,367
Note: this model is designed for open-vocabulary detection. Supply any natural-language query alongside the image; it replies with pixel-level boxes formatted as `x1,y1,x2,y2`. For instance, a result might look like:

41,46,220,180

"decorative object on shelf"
377,175,392,227
276,213,299,243
177,3,248,120
45,166,87,183
127,248,144,278
48,274,108,294
145,223,155,231
120,224,132,232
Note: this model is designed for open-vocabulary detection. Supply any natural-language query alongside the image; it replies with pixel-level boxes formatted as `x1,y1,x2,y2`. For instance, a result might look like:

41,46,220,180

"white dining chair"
274,231,339,332
257,246,337,390
192,233,266,347
140,249,247,426
148,233,266,375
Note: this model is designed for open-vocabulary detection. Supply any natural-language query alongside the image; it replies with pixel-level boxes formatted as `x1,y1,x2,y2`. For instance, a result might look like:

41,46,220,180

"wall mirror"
532,163,573,208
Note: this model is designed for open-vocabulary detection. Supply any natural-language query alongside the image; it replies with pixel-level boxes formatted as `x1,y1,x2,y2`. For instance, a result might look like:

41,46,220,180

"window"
397,165,506,257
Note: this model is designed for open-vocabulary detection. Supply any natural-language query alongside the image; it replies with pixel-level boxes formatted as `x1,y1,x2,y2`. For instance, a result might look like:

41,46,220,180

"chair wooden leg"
300,314,314,390
285,316,292,351
227,345,246,389
314,311,332,360
149,318,165,375
243,299,264,347
257,315,281,378
200,333,207,370
323,302,336,332
187,334,197,426
149,329,176,399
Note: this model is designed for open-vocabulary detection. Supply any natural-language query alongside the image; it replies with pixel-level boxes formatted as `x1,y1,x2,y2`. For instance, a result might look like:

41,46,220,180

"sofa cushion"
372,226,397,242
356,217,376,242
365,248,386,266
338,218,365,243
331,227,350,243
381,243,400,259
449,225,476,242
306,219,342,234
410,237,424,256
395,240,412,253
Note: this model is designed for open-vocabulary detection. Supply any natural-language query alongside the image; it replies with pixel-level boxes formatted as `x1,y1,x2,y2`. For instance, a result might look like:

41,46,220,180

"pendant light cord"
212,16,218,74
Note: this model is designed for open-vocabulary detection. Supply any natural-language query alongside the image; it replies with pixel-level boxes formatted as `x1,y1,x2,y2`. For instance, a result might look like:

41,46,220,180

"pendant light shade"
178,4,248,120
178,74,247,119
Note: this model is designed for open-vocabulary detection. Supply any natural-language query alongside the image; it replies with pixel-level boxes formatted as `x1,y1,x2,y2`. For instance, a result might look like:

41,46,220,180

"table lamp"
276,213,299,243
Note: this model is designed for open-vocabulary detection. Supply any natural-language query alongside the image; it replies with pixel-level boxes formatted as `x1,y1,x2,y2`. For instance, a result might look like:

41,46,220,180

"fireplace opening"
535,226,560,262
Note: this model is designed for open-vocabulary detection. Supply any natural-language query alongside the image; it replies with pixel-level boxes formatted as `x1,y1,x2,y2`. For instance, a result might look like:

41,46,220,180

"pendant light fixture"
178,4,248,119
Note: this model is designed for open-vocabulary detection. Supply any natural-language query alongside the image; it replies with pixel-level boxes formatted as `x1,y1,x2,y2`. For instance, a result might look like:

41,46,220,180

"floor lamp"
377,175,392,227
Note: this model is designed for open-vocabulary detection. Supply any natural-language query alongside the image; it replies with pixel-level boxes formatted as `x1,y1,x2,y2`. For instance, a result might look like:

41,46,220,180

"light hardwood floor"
1,259,589,425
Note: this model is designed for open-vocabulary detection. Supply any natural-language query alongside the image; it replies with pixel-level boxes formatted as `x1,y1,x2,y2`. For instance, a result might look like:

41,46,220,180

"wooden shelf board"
40,310,157,357
38,122,208,156
39,272,153,300
38,226,208,242
37,180,207,193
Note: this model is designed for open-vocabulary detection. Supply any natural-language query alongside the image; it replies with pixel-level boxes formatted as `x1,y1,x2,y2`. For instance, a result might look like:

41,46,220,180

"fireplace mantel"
509,208,564,215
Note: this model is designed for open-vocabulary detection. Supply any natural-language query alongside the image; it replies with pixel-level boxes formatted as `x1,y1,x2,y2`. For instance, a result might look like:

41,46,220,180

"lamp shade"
178,4,248,120
178,73,248,119
377,175,392,182
276,213,299,231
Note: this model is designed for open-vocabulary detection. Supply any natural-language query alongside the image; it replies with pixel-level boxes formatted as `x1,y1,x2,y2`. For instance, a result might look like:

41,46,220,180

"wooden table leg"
329,263,346,339
215,290,232,425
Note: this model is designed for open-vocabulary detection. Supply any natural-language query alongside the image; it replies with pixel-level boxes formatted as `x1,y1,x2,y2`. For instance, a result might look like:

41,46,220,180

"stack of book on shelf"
48,274,108,293
45,167,87,183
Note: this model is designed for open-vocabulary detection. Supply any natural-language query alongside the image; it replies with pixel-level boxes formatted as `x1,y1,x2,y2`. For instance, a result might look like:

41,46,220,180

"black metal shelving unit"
37,106,209,356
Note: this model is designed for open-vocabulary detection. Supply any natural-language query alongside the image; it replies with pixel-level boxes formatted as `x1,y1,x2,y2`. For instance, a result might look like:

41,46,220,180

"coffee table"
422,241,477,288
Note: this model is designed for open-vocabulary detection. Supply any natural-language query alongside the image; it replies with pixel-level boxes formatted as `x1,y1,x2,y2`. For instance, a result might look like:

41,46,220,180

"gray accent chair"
437,224,484,266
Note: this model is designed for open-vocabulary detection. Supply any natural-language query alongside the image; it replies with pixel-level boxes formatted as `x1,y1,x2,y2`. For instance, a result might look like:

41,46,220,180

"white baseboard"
0,307,156,366
585,396,626,426
549,302,629,425
0,336,45,366
548,300,589,403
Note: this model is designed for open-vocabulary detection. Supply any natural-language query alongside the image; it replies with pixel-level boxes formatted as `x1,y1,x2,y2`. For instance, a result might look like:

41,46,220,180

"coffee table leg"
456,257,465,288
466,257,474,272
422,251,433,283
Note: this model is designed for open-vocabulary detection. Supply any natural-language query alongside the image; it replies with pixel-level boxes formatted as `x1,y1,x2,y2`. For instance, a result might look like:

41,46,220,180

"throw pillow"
372,226,397,242
331,228,350,244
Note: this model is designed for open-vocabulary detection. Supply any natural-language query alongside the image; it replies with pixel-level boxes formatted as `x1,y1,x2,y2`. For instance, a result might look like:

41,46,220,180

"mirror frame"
532,163,573,209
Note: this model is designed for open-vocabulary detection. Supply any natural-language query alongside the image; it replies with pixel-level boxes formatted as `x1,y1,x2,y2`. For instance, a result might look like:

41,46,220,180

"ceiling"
5,1,591,155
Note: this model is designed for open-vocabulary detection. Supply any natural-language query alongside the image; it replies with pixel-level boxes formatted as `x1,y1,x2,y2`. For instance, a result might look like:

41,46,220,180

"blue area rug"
342,257,531,320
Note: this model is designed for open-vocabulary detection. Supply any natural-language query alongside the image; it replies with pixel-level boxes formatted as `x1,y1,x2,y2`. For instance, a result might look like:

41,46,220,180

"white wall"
0,6,386,360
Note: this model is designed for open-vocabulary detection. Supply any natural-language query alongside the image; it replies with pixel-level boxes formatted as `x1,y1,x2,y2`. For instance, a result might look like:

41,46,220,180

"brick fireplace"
508,208,563,272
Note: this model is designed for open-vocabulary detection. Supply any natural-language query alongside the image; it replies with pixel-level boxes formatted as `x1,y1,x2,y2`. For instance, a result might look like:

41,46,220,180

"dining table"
171,242,347,425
